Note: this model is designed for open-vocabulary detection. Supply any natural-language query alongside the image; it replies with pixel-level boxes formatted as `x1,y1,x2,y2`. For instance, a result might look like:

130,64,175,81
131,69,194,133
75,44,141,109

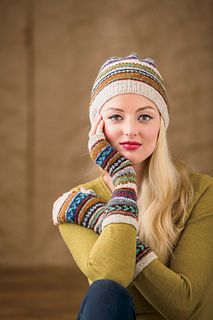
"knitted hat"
89,53,169,129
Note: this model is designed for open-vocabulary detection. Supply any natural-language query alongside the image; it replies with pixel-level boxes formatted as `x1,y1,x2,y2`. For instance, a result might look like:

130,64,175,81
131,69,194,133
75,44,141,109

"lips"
120,141,141,145
120,141,142,151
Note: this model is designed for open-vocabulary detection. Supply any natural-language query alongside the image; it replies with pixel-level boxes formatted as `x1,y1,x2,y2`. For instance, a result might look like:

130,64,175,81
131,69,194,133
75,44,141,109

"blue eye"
108,114,122,121
139,115,152,122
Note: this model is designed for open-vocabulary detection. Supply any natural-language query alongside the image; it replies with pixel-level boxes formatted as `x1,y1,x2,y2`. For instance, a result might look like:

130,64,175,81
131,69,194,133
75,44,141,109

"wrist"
88,132,134,178
134,251,157,280
112,166,137,188
133,237,158,280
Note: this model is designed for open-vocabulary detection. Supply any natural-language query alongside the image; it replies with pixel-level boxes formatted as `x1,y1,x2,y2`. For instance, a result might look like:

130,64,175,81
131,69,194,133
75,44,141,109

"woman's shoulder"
187,171,213,220
189,171,213,193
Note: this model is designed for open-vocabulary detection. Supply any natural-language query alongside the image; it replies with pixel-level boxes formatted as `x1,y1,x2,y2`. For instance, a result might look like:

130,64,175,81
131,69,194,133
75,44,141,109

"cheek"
144,127,159,146
103,122,118,141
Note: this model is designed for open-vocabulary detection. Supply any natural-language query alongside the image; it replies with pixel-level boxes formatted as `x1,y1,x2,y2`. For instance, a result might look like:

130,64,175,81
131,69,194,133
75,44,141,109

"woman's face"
100,93,161,166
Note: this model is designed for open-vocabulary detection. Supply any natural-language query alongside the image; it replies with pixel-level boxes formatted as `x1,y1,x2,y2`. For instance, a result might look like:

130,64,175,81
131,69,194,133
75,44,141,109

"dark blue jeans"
77,279,136,320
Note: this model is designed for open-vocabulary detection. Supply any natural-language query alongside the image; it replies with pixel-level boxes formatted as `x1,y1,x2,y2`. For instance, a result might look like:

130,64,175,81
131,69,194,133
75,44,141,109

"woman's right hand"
88,112,103,139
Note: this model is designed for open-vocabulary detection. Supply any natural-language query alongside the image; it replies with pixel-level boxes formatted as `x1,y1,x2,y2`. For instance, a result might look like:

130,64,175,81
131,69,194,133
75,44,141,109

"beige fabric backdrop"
0,0,212,267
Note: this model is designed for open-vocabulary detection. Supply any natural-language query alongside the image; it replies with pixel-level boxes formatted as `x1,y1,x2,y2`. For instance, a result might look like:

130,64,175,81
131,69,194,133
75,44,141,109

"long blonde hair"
138,117,193,264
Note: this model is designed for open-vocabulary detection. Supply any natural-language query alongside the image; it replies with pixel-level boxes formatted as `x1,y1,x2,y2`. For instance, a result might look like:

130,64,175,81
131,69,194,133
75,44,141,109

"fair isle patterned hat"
89,53,169,129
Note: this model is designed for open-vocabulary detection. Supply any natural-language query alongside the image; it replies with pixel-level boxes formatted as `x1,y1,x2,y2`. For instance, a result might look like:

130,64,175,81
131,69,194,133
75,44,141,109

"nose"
123,119,139,136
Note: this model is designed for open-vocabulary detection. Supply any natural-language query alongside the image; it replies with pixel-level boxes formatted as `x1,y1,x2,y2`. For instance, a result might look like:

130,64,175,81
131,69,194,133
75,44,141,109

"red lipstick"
120,141,142,151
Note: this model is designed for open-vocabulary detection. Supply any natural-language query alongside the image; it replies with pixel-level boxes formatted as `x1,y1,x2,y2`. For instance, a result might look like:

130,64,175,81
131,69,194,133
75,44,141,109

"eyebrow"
104,106,157,113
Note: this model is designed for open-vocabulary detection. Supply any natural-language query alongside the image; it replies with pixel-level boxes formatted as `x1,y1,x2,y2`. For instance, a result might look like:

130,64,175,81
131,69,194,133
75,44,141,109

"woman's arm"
59,178,213,319
133,181,213,320
59,222,137,287
59,175,212,319
57,182,137,288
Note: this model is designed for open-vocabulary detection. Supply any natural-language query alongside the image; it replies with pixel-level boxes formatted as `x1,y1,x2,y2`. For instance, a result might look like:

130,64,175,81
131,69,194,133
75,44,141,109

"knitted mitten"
52,132,138,233
133,236,157,280
52,188,108,234
88,132,138,231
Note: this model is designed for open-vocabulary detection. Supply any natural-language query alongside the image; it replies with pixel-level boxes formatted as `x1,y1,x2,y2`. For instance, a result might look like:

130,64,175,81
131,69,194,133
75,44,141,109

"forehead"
101,93,158,112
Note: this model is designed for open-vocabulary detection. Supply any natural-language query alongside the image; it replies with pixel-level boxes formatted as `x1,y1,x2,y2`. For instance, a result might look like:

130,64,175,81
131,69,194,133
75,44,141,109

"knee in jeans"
77,279,136,320
90,279,133,305
90,279,124,293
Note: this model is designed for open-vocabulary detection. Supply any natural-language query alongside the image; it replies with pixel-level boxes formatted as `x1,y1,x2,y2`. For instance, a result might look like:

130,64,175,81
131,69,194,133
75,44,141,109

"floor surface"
0,267,88,320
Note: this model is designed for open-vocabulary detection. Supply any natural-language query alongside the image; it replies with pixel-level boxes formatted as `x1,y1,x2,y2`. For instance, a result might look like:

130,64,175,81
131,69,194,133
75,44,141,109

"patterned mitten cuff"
133,236,157,280
101,179,139,232
88,132,133,180
52,188,107,234
88,132,139,231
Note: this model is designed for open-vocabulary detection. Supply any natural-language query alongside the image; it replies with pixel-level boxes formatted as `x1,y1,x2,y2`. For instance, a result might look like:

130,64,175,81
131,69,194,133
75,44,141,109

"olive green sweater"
59,172,213,320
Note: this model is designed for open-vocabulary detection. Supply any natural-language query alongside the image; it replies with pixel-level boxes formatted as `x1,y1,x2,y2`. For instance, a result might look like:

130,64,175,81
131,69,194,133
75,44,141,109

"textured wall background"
0,0,212,267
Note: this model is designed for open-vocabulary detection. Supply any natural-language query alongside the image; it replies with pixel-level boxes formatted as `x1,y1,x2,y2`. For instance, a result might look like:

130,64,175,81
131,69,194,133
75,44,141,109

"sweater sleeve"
57,176,138,288
132,179,213,320
59,223,137,287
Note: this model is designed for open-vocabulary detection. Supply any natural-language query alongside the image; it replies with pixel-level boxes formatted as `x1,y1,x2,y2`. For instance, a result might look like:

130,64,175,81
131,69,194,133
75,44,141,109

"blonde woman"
52,54,213,320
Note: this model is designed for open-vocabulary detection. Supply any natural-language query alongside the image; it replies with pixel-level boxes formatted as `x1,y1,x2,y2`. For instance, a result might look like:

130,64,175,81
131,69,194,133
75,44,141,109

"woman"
52,54,213,320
